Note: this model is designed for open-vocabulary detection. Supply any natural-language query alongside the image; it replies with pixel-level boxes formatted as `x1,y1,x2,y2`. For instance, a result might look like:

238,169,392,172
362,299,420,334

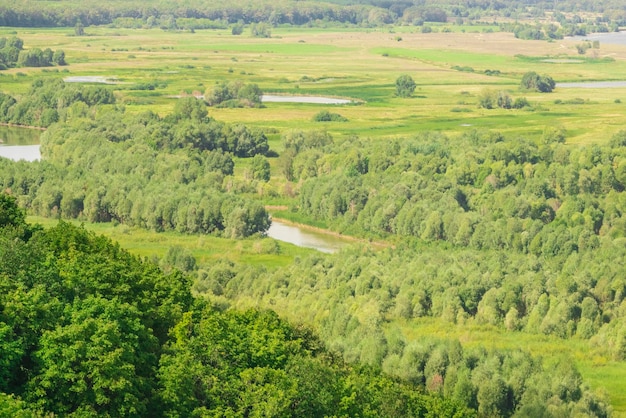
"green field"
3,26,626,145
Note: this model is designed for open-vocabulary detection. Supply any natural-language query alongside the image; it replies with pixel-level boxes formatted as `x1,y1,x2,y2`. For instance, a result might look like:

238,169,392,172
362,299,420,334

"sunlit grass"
28,216,314,268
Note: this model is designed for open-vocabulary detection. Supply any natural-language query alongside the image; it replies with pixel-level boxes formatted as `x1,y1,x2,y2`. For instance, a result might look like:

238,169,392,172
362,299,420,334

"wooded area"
2,0,626,414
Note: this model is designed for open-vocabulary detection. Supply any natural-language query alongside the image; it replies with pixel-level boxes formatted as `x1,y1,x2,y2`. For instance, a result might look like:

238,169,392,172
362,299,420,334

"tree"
231,21,244,35
251,155,271,182
0,194,25,228
396,74,416,97
30,297,158,416
250,22,271,38
74,22,85,36
52,50,66,65
520,72,555,92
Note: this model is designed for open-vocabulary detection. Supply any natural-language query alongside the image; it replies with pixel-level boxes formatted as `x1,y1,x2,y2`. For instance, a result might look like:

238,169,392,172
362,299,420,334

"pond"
0,125,41,161
64,76,119,84
556,81,626,88
266,219,352,253
261,94,353,104
567,31,626,46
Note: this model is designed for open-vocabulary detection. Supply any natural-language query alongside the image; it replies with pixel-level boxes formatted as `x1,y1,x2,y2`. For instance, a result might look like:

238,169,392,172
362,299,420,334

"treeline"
0,36,65,70
0,79,271,237
0,0,368,28
0,196,472,417
2,0,626,29
0,79,113,127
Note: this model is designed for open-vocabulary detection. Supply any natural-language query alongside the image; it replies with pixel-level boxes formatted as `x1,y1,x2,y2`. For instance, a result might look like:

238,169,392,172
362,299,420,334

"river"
0,125,41,161
266,219,351,253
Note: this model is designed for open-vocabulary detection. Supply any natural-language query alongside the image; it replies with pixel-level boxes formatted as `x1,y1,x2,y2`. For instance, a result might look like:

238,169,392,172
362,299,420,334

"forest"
0,195,475,417
2,0,626,415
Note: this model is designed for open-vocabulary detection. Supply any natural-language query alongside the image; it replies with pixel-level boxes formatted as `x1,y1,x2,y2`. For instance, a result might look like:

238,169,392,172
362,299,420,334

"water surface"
64,76,119,84
0,125,41,161
262,95,352,104
567,31,626,46
266,219,351,253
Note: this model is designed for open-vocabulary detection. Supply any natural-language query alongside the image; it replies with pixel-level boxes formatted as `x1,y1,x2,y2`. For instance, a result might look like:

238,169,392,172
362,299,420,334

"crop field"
5,22,626,414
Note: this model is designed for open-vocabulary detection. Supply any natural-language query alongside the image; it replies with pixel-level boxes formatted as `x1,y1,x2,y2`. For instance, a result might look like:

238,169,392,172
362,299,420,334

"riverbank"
0,122,46,131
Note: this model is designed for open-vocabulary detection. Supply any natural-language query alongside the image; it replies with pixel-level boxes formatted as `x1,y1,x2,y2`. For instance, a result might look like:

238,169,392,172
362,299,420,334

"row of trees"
0,36,65,69
2,0,626,29
0,78,114,127
0,196,473,417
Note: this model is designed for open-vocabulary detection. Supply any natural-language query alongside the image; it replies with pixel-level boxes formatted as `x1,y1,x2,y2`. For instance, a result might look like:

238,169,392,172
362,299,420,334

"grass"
27,216,315,269
4,26,626,143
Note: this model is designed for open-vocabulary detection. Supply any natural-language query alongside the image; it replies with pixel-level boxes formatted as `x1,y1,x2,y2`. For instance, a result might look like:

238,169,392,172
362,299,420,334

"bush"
513,97,530,109
312,110,348,122
520,71,555,92
395,74,416,97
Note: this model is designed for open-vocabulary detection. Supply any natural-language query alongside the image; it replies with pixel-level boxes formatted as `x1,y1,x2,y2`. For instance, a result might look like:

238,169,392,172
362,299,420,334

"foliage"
0,36,65,69
231,21,244,35
250,22,271,38
0,202,472,417
0,0,625,32
313,110,348,122
0,79,270,237
395,74,416,98
0,78,113,127
194,244,612,417
205,80,263,108
521,71,556,92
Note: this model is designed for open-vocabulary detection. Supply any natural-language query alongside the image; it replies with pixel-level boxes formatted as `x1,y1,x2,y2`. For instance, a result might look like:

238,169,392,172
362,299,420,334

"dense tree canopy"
0,79,270,237
0,196,476,417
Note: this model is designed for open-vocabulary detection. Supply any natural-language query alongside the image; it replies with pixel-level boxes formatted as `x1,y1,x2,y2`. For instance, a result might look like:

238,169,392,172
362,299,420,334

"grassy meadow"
2,25,626,147
6,24,626,413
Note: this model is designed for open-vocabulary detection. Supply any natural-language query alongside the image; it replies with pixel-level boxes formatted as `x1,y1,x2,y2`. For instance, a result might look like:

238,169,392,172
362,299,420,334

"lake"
567,31,626,46
556,81,626,88
261,95,353,104
266,219,351,253
0,125,42,161
64,75,119,84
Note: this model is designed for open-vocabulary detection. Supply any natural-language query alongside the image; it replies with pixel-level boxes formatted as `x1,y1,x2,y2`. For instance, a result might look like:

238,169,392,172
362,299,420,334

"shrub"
520,71,555,92
395,74,416,97
312,111,348,122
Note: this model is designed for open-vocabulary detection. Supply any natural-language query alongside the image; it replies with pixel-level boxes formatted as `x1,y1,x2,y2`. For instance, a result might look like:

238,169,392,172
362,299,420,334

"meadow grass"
6,26,626,144
27,216,315,268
